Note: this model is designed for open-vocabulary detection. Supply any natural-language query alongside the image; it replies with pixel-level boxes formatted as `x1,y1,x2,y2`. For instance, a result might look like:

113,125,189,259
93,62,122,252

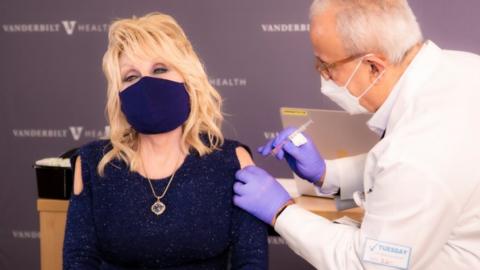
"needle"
270,119,314,156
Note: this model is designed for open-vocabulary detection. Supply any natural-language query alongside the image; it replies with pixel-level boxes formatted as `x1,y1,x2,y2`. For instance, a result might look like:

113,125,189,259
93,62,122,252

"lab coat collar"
367,40,442,136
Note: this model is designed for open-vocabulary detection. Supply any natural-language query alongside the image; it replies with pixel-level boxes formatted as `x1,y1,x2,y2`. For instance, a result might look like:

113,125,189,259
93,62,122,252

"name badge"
362,238,411,269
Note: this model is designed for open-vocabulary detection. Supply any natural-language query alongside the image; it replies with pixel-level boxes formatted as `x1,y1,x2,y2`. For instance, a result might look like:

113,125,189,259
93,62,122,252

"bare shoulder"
73,156,84,195
235,146,255,169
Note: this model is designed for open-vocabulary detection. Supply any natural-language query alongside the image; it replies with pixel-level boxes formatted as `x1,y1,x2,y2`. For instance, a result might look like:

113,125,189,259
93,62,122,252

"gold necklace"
141,154,181,216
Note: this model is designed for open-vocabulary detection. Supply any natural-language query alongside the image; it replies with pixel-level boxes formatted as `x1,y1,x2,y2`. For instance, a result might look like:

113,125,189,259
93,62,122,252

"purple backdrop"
1,0,479,269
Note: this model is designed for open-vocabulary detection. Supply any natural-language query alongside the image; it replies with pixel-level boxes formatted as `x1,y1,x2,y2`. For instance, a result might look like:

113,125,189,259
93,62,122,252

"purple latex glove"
233,166,292,225
258,127,326,184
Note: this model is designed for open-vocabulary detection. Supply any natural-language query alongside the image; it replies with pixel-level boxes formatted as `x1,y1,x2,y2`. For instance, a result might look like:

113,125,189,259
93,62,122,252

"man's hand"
233,166,292,225
258,127,326,184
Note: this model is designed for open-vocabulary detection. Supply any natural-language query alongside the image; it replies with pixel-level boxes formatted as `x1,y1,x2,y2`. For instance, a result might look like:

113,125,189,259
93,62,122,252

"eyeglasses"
315,53,366,80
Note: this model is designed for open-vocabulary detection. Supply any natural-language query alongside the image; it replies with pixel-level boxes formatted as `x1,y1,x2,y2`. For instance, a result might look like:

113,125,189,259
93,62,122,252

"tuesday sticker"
362,238,412,269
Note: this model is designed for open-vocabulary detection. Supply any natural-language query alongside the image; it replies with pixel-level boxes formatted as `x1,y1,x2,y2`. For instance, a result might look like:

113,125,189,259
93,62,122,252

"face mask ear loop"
357,68,386,100
343,57,365,88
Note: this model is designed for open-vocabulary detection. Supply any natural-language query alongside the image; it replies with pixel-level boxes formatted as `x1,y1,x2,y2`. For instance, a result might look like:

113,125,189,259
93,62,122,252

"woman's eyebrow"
120,67,136,75
152,61,167,67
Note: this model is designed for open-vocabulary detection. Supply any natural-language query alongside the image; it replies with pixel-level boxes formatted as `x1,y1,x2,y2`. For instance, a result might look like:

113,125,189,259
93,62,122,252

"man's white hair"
310,0,423,64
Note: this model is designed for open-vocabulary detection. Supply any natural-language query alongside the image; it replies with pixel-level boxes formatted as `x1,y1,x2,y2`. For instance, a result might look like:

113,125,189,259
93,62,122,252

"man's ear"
364,55,387,81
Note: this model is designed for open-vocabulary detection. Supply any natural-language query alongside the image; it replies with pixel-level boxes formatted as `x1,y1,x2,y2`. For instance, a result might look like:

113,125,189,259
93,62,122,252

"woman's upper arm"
235,146,255,169
232,146,268,269
230,203,269,269
64,152,101,268
73,156,84,195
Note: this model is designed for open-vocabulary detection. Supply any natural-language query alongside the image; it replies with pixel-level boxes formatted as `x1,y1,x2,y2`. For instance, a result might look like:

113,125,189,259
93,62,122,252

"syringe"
270,119,314,156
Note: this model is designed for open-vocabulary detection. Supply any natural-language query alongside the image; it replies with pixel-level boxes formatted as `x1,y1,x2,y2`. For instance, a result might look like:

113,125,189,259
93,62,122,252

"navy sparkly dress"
63,138,268,269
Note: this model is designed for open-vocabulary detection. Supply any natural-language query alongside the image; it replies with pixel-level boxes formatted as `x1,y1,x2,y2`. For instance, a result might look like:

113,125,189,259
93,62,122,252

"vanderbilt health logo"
261,23,310,32
209,77,247,87
2,20,108,35
12,230,40,240
268,236,287,245
264,131,279,140
12,126,110,141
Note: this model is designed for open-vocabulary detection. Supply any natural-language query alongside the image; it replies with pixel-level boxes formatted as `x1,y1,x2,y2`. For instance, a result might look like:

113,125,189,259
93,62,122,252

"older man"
233,0,480,269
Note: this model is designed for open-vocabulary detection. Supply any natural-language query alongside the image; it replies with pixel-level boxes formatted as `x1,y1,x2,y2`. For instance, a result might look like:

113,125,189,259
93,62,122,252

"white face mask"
321,56,385,115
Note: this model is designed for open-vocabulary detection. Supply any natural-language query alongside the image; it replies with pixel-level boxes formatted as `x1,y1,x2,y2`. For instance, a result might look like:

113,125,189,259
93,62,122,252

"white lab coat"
274,41,480,269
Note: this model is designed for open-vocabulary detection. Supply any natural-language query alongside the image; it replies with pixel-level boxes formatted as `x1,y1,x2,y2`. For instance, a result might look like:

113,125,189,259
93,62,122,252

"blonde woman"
63,12,268,269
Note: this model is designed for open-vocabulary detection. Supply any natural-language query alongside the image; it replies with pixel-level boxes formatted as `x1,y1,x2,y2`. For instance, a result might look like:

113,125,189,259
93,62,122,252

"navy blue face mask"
119,76,190,134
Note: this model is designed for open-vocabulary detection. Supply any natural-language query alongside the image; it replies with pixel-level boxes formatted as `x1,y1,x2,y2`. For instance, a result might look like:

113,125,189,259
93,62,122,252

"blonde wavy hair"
98,12,224,176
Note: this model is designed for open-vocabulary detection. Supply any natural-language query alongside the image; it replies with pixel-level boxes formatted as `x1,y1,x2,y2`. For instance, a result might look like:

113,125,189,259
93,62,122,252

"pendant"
151,199,166,216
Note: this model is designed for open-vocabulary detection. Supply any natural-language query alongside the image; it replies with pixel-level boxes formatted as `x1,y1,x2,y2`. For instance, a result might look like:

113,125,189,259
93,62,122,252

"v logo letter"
69,126,83,141
62,21,77,35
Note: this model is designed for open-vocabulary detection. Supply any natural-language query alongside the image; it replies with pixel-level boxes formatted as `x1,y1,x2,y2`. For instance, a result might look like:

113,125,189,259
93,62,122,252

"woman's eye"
123,75,138,82
153,67,168,74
